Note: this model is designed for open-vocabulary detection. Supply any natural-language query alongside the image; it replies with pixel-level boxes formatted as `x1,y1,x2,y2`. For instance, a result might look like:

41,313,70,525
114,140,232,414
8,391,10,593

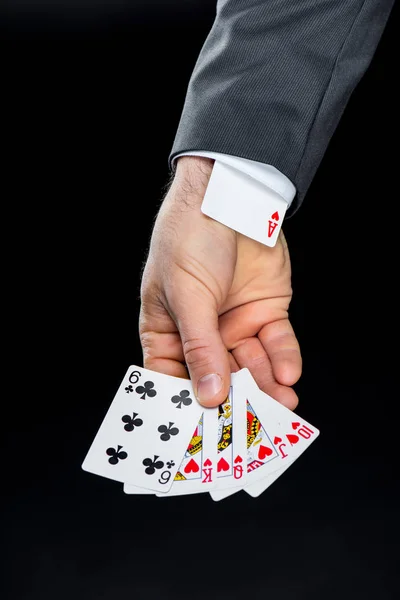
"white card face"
123,484,153,495
155,406,218,496
210,397,282,501
209,375,247,499
201,161,288,248
245,398,280,472
236,369,320,474
81,366,203,492
210,369,320,501
123,407,219,497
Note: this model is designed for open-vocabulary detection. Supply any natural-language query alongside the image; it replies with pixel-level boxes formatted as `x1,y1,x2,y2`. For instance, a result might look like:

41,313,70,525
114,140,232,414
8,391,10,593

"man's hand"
139,156,302,409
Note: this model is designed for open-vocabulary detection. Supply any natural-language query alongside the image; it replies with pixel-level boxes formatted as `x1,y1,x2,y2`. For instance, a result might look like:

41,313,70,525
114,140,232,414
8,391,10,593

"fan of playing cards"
82,366,320,500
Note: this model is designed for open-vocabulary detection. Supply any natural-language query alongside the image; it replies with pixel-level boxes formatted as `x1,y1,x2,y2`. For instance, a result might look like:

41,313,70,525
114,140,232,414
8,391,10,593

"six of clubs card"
82,365,320,500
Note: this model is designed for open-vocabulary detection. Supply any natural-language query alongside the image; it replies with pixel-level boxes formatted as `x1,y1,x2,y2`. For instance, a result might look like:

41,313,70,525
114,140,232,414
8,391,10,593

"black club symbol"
121,412,143,432
171,389,193,409
135,380,157,400
106,445,128,465
166,460,175,469
125,385,134,393
142,455,164,475
158,422,179,441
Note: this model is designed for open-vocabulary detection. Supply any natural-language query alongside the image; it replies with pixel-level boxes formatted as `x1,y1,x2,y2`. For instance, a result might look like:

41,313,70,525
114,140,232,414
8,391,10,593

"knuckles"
182,338,214,370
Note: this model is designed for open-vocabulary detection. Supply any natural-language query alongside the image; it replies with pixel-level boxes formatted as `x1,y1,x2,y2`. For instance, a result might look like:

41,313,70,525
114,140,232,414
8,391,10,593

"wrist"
171,155,214,203
175,155,214,182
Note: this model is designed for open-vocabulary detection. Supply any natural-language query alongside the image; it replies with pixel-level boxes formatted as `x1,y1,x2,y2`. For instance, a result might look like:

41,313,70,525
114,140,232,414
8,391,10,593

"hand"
139,156,302,409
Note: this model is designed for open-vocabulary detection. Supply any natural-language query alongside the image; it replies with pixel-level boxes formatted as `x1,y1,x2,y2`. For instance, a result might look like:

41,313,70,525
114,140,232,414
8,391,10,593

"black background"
2,2,399,599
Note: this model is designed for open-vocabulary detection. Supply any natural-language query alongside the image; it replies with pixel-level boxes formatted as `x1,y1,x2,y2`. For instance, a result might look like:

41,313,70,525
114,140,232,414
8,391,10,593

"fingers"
172,294,232,409
228,351,240,373
140,295,231,408
258,319,302,386
141,329,239,399
232,336,299,410
218,302,301,408
141,296,301,409
140,329,189,379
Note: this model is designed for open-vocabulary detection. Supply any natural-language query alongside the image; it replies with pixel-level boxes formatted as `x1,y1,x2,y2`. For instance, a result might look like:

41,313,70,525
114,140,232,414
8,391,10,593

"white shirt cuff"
174,151,296,247
173,150,296,207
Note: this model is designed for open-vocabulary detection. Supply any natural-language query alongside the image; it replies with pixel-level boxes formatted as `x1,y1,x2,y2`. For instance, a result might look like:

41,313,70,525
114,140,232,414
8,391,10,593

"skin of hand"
139,155,302,409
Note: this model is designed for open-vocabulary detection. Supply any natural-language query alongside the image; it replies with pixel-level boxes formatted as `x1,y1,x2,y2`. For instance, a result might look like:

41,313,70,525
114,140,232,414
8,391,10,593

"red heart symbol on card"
274,436,282,444
184,458,199,473
292,422,300,430
258,445,273,460
234,455,243,464
204,458,212,467
217,457,230,472
287,434,299,445
271,211,279,221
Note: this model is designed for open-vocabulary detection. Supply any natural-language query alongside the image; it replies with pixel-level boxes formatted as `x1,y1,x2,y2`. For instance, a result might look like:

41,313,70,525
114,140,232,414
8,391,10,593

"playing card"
201,160,288,247
208,376,247,499
210,370,275,501
123,407,218,496
238,369,319,466
210,369,319,501
157,406,218,496
213,459,296,501
81,366,203,493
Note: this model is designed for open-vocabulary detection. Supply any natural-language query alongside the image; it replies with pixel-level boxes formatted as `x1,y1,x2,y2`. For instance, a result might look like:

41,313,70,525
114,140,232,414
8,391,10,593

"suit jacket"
169,0,395,215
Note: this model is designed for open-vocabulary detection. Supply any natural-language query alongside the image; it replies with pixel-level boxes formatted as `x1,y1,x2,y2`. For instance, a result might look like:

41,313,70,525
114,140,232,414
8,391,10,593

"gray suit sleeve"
169,0,395,215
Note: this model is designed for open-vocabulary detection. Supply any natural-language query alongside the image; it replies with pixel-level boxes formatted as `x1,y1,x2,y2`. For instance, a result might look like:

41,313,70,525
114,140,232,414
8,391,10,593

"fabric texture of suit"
169,0,395,216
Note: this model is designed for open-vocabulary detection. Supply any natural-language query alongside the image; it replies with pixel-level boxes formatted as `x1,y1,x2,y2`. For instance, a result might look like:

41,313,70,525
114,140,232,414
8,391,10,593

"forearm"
169,0,395,215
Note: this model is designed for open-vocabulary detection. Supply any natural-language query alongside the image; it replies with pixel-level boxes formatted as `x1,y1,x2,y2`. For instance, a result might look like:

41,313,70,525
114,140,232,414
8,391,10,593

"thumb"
176,297,231,408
